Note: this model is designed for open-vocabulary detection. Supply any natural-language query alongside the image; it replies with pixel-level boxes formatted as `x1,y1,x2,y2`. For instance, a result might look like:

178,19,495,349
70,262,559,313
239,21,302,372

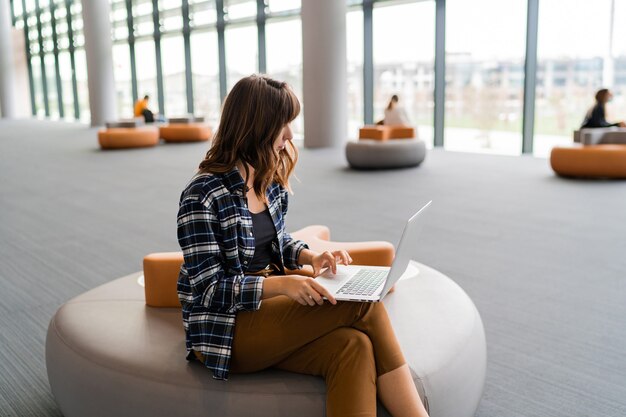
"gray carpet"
1,120,625,417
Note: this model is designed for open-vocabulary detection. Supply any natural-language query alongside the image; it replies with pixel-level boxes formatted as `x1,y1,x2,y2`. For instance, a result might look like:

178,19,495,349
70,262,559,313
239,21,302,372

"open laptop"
316,200,431,302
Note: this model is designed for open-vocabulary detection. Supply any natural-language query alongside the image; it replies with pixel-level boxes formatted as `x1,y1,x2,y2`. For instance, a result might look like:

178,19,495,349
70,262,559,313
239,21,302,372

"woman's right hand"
281,275,337,306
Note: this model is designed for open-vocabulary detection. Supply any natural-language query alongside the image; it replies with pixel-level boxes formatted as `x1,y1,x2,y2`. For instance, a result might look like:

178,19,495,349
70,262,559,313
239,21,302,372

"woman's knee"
335,328,374,361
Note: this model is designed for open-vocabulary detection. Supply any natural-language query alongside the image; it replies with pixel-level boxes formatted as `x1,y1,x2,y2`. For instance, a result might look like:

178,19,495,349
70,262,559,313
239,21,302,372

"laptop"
316,200,431,302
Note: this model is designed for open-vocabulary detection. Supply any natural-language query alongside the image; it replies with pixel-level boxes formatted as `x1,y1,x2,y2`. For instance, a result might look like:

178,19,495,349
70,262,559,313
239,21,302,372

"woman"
177,74,428,417
384,94,411,126
581,88,626,128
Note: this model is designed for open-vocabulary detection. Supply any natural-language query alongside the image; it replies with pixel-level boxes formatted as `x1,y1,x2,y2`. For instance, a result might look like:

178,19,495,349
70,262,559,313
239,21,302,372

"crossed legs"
229,297,428,417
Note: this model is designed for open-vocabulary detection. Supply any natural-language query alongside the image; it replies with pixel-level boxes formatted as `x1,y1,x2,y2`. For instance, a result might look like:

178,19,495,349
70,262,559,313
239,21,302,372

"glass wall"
445,0,527,155
266,18,303,138
346,9,364,137
134,40,159,104
225,24,258,92
190,30,221,125
533,0,622,157
373,0,435,147
112,44,134,118
11,0,624,157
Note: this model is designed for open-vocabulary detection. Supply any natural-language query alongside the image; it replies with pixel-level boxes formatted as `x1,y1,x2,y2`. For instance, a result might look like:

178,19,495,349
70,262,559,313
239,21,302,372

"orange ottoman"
550,145,626,178
159,123,212,143
98,127,159,149
359,125,415,141
143,224,395,307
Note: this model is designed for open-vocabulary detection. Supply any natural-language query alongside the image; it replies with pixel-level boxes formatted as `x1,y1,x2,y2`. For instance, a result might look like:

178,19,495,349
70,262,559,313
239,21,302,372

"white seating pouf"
346,139,427,169
46,261,486,417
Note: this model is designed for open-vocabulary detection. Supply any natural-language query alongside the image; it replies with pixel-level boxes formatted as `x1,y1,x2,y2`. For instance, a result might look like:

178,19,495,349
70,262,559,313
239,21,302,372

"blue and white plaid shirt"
177,167,308,380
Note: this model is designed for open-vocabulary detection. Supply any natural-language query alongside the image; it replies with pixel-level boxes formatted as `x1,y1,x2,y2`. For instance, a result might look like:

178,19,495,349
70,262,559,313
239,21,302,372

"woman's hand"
311,250,353,277
281,275,337,306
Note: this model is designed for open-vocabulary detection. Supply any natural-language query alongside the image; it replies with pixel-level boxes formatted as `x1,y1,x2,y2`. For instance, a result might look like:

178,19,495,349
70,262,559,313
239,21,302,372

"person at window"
581,89,626,128
134,94,155,123
380,94,411,126
176,74,429,417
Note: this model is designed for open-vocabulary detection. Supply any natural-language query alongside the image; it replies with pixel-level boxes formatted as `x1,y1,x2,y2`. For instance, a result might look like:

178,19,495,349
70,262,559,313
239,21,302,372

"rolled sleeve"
282,235,309,270
236,275,264,311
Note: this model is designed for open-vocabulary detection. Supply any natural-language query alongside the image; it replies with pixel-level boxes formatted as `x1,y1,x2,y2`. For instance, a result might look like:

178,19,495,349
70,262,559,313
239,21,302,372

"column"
0,0,17,118
81,0,117,126
301,0,347,148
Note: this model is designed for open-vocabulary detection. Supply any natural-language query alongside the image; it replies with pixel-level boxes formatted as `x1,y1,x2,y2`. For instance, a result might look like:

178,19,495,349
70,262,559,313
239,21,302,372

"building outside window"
444,0,526,156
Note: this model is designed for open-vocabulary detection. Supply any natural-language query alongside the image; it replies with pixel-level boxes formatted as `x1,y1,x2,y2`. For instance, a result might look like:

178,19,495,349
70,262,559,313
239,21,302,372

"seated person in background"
382,94,411,126
134,95,155,123
581,88,626,128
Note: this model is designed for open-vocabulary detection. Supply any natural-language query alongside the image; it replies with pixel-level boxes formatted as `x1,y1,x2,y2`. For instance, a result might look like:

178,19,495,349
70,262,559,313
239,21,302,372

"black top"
247,208,277,271
581,104,619,128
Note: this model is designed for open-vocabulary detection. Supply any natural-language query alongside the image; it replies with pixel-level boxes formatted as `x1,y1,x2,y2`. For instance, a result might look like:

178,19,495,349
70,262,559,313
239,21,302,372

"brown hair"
386,94,399,110
198,75,300,201
595,89,611,105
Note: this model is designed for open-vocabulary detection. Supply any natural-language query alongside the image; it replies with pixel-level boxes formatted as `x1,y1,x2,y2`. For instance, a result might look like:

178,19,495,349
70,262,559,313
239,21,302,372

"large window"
14,0,625,157
134,40,159,105
190,30,221,124
534,0,622,157
373,0,435,147
266,18,303,138
161,35,188,116
225,24,258,92
346,9,363,138
73,48,90,122
445,0,527,155
112,44,134,118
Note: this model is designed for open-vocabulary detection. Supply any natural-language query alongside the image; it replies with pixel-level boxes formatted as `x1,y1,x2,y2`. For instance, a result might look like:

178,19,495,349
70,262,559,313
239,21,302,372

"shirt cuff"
284,240,309,270
236,275,264,311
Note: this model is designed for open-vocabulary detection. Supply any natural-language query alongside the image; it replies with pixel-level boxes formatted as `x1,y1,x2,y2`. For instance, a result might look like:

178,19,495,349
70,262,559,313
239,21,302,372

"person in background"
382,94,411,126
134,94,155,123
581,89,626,128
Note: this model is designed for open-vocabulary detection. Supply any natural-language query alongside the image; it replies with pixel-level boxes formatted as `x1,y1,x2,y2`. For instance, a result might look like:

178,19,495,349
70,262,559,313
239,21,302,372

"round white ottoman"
346,139,427,169
46,261,485,417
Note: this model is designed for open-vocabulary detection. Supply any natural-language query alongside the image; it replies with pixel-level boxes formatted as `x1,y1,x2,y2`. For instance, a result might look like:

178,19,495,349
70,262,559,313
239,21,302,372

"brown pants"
230,296,406,417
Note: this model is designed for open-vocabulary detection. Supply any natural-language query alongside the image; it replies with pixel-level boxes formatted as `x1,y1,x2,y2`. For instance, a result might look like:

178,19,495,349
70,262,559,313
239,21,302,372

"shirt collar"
222,167,247,196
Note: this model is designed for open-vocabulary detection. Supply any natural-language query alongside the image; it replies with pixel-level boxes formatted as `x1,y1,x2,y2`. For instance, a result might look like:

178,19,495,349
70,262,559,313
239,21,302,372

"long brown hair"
198,75,300,201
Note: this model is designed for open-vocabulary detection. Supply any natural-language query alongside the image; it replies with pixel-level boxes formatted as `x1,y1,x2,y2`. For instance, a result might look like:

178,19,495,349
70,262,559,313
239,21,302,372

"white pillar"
301,0,347,148
81,0,117,126
0,0,17,118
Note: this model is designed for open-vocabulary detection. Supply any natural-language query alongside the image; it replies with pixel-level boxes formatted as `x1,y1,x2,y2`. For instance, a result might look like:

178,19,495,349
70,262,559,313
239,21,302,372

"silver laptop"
316,201,431,302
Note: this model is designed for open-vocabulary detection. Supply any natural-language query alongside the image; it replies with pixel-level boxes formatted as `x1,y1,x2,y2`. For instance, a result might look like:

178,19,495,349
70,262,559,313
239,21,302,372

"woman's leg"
350,302,429,416
230,296,425,416
275,327,377,417
229,296,400,373
378,364,429,417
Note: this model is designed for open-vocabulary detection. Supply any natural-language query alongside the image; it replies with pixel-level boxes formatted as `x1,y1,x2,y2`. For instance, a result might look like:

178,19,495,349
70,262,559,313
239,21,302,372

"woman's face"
274,123,293,153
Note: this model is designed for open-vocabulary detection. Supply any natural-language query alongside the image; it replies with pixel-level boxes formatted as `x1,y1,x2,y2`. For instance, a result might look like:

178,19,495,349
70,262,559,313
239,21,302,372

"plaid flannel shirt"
177,167,308,380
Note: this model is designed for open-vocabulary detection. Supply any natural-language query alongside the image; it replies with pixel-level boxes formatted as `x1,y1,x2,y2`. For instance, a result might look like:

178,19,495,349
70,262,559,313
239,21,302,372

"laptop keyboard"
337,269,388,297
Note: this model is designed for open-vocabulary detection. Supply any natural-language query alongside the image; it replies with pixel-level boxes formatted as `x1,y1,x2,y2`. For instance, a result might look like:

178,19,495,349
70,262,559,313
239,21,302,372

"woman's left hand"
311,250,353,277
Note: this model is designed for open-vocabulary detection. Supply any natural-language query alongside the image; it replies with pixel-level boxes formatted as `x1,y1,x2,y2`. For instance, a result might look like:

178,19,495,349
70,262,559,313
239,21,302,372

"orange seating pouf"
159,123,212,143
550,145,626,178
359,125,415,141
143,225,394,308
98,127,159,149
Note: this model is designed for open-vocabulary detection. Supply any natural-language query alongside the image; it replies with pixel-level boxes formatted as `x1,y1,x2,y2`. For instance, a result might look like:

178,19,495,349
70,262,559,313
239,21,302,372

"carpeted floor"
1,120,625,416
